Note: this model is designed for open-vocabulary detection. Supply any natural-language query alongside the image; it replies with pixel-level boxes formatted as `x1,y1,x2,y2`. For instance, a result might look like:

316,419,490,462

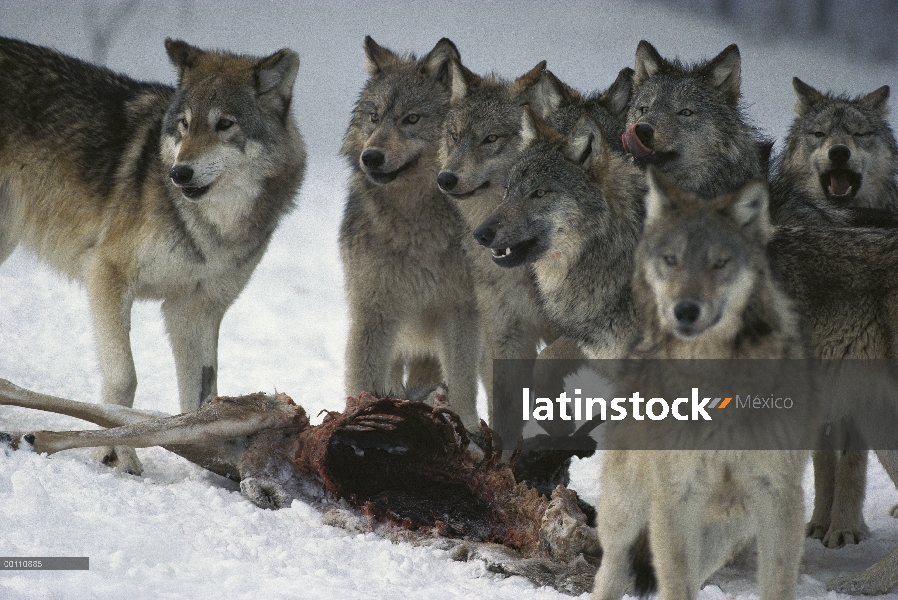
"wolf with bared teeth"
770,77,898,226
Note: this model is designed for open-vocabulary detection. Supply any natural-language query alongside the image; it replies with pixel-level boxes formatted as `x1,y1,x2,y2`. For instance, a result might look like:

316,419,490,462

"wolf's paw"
806,520,829,540
827,572,892,596
240,477,290,510
890,503,898,518
94,445,143,475
822,524,869,548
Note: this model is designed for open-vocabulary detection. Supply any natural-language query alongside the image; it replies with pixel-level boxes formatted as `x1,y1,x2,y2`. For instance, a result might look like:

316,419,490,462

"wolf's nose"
829,144,850,164
674,301,700,325
437,171,458,191
634,123,654,146
473,223,496,247
361,149,385,169
169,165,194,185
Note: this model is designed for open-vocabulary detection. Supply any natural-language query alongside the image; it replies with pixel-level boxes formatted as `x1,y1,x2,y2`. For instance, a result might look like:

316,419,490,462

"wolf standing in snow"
770,78,898,549
592,171,809,600
770,77,898,225
340,37,480,427
0,37,307,474
474,111,645,361
436,60,560,440
437,62,633,442
621,41,770,197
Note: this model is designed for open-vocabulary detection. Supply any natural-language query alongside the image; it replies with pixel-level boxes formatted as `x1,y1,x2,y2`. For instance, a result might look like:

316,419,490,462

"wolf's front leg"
638,458,705,600
87,261,142,475
162,292,228,413
592,451,650,600
807,449,835,539
344,312,397,399
481,301,544,442
756,474,805,600
824,450,869,547
439,306,480,430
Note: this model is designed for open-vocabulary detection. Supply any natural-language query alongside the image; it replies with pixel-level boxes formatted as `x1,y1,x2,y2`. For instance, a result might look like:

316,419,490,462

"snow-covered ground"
1,1,897,598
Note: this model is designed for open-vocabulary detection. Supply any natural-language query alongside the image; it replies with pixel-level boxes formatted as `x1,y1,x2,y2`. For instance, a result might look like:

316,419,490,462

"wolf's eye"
712,257,730,269
638,106,648,115
532,189,547,198
404,113,420,124
216,118,235,131
663,255,678,266
450,131,459,142
813,131,825,138
179,118,189,130
854,131,872,137
370,113,379,124
678,109,693,116
483,134,499,144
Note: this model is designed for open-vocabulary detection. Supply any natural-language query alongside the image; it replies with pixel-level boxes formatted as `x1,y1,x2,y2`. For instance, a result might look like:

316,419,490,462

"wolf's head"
623,41,765,196
341,37,458,186
636,168,772,341
160,39,300,204
438,63,633,205
436,61,549,200
474,110,642,278
779,78,897,209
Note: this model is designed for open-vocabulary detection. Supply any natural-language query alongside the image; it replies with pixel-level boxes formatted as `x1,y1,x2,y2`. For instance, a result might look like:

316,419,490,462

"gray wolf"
473,111,645,361
437,60,559,443
770,77,898,226
621,40,771,197
436,61,631,442
592,171,809,600
771,77,898,547
339,37,480,428
0,37,306,474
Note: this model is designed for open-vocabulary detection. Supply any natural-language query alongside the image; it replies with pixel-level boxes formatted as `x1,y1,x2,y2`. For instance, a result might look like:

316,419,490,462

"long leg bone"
0,379,307,481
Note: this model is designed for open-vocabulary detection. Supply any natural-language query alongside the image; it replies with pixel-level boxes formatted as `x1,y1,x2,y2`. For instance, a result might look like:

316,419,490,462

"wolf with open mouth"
770,77,898,226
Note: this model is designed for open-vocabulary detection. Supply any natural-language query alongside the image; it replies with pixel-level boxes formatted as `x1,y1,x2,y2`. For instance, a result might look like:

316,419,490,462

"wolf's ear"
521,66,570,119
364,36,401,76
644,166,680,226
726,181,772,242
860,85,890,116
520,108,539,151
165,38,205,83
634,41,664,87
449,59,480,105
420,37,460,86
601,67,634,120
564,116,605,171
255,49,300,102
792,77,824,114
514,60,547,92
705,44,741,104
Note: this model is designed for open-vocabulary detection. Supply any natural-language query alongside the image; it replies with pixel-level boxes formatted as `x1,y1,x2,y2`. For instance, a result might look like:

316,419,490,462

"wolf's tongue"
829,173,851,197
622,124,653,158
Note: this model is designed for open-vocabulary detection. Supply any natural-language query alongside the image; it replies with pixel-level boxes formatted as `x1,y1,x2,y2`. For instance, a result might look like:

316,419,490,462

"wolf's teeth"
828,185,853,197
490,248,511,258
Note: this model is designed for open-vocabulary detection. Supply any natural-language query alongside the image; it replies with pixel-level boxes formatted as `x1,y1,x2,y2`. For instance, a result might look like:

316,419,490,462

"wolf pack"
1,31,898,599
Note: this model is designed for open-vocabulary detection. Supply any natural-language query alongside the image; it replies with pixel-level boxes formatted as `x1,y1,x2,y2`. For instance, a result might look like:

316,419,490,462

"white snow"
1,1,897,598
